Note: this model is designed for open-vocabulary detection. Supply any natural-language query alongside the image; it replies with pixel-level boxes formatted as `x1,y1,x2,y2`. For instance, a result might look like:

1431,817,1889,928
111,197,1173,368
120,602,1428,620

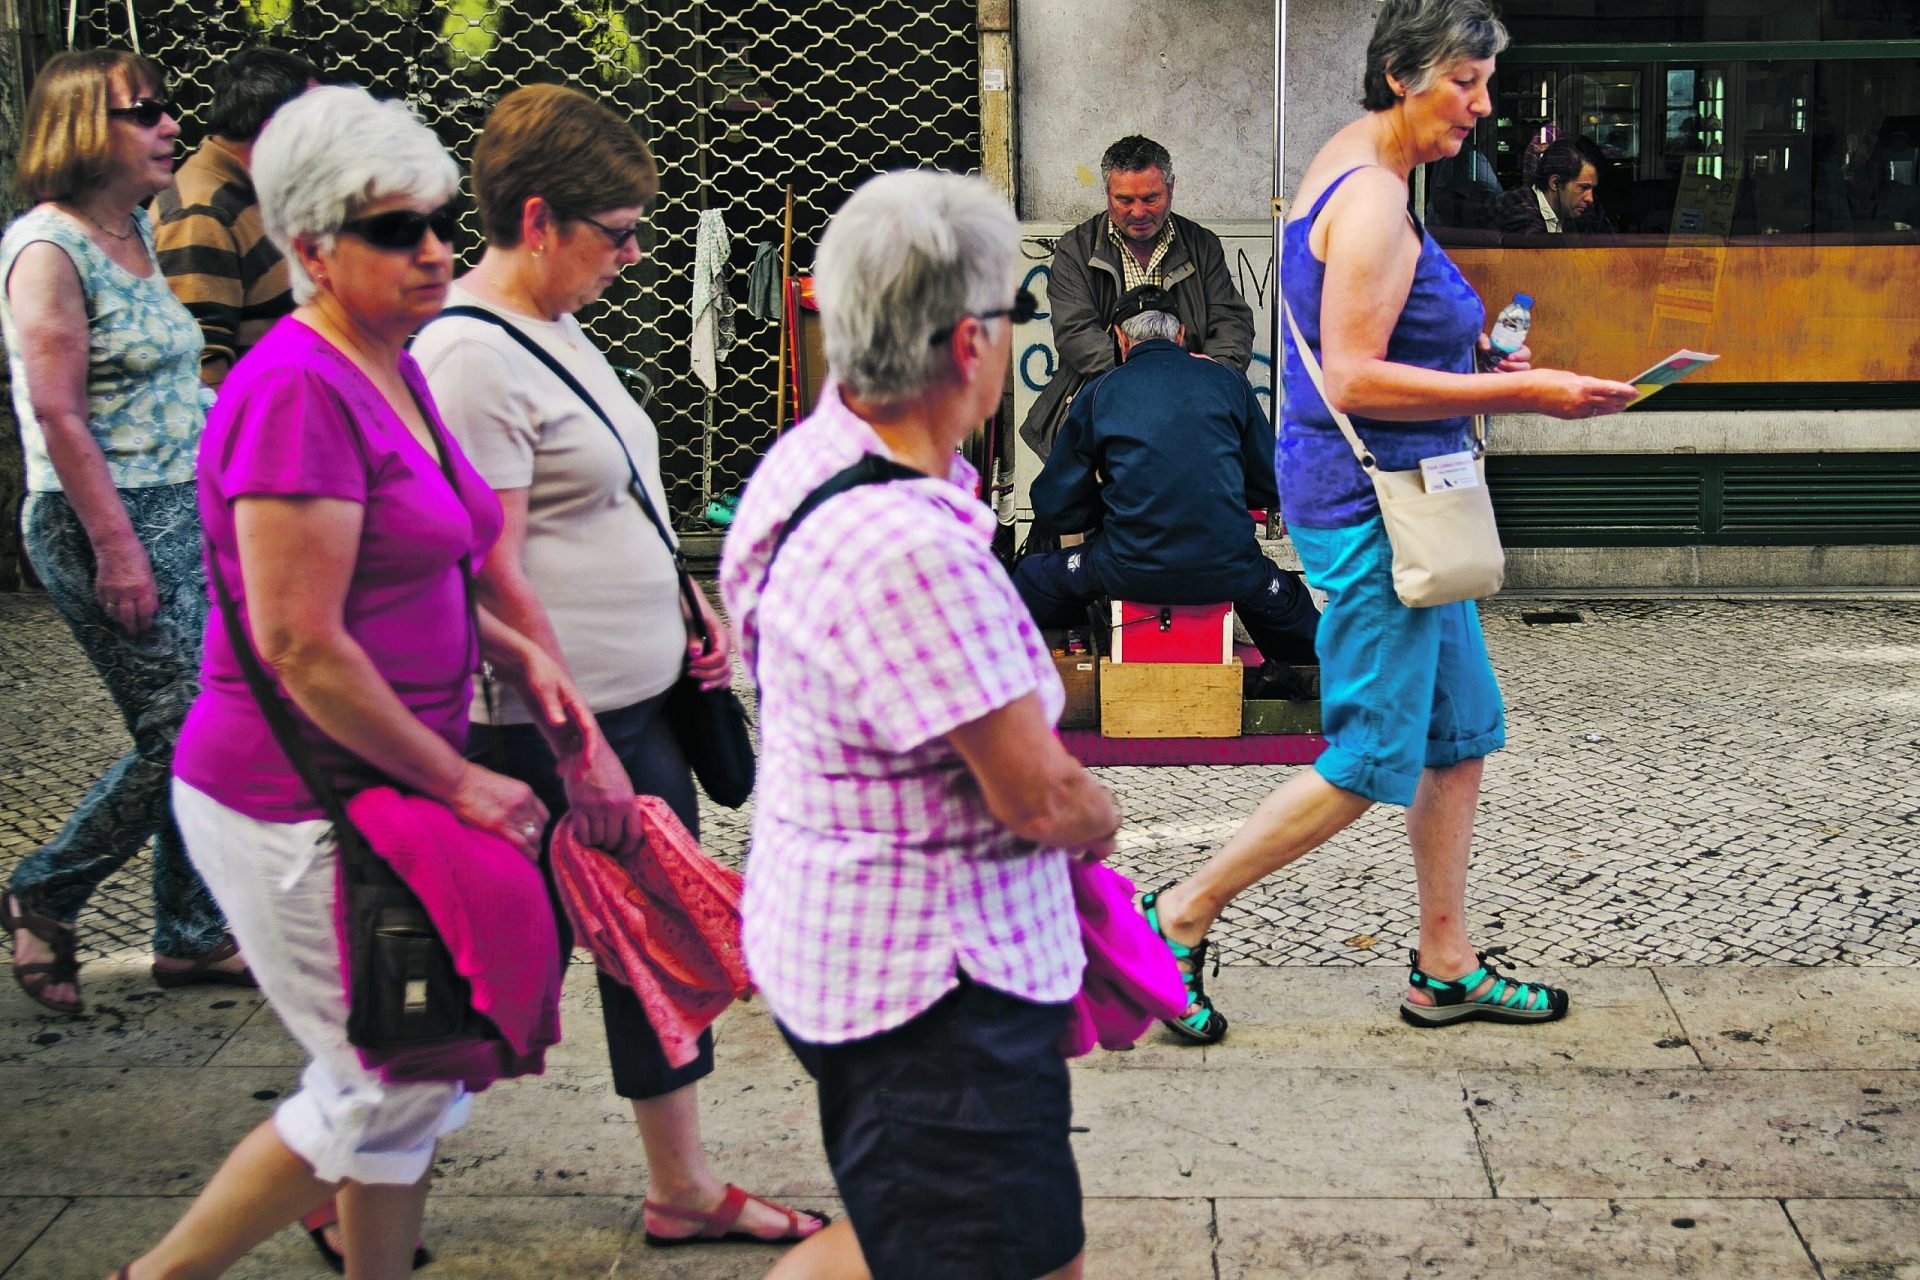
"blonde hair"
17,49,167,203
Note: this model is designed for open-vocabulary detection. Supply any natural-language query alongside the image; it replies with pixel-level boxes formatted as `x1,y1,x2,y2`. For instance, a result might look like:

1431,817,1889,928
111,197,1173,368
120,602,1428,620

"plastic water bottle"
1488,293,1533,358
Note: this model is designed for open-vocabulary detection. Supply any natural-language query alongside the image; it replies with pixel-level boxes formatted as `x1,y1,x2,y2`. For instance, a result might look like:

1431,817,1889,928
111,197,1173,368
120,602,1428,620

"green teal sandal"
1399,947,1569,1027
1141,886,1228,1045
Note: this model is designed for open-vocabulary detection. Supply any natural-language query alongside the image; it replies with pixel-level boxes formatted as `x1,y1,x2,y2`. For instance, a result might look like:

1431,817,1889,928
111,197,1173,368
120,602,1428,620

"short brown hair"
18,49,167,203
472,83,658,247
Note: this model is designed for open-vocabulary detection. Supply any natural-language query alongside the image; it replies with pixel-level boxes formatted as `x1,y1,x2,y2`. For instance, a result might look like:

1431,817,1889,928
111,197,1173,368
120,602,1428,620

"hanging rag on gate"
550,796,752,1068
746,241,782,321
691,209,736,392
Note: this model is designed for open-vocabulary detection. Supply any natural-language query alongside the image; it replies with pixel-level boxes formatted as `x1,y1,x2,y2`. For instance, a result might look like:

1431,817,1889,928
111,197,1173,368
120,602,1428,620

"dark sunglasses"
928,287,1039,345
577,212,645,250
338,204,459,252
107,98,172,127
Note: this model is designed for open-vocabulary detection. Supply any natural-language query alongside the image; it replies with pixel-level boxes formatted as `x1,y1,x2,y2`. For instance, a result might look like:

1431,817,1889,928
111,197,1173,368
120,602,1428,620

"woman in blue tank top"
1140,0,1637,1044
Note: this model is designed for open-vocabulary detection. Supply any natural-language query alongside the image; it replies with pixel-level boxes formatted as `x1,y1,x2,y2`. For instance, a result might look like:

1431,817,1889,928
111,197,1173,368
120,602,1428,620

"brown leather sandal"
3,893,82,1016
642,1184,829,1247
151,936,257,991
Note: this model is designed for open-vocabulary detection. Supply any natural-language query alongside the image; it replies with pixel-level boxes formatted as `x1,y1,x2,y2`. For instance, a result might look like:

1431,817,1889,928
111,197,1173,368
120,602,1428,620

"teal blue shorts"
1290,515,1505,806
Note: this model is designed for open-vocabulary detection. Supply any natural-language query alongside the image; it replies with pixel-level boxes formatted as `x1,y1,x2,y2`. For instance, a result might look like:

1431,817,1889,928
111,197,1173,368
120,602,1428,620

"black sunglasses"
339,204,459,252
107,98,172,127
577,212,645,251
928,288,1039,345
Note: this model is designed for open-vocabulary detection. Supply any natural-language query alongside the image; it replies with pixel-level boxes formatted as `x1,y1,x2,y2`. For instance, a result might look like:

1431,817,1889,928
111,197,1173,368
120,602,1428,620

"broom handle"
774,186,795,433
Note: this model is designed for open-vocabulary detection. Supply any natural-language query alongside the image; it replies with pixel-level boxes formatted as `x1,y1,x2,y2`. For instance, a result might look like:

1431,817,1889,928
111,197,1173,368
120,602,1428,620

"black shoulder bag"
208,419,497,1053
437,305,756,809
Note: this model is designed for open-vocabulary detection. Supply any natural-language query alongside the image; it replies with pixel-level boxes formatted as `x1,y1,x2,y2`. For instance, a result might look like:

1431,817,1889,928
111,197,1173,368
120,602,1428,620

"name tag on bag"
1419,450,1480,492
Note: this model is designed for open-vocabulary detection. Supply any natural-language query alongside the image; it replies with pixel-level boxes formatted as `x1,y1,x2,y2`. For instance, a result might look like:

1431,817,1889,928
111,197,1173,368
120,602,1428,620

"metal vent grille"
1489,454,1920,547
1721,463,1920,534
1491,467,1706,536
43,0,981,530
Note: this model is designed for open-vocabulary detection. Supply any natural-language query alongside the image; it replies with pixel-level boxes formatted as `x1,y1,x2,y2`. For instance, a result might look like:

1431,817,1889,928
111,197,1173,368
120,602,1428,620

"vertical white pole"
1270,0,1289,381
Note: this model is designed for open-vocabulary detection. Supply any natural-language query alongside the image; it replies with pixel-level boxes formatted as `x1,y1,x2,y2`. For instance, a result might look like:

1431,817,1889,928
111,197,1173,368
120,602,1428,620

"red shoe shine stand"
1109,602,1234,664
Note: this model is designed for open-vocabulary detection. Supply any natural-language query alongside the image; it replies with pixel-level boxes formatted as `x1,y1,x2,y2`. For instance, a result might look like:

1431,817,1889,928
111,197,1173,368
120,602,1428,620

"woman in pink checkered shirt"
720,171,1121,1280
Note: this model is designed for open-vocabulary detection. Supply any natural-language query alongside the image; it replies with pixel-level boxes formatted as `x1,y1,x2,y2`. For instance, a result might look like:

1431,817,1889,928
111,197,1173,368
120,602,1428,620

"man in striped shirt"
152,48,318,387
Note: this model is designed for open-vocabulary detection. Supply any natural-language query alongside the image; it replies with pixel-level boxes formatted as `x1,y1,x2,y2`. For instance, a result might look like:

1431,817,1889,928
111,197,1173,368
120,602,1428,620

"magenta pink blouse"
176,318,503,823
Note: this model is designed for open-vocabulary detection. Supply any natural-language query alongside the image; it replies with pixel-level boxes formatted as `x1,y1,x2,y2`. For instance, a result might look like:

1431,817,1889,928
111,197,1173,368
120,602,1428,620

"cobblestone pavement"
4,592,1917,970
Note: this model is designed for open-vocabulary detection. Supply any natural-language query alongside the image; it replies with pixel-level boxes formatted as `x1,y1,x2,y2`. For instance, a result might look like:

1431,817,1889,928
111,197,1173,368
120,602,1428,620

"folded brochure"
1625,349,1718,405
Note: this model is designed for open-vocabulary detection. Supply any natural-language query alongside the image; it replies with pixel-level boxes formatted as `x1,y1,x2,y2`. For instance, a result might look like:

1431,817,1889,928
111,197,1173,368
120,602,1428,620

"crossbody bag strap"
749,454,924,682
431,304,713,647
206,551,378,869
769,454,926,567
1281,297,1488,464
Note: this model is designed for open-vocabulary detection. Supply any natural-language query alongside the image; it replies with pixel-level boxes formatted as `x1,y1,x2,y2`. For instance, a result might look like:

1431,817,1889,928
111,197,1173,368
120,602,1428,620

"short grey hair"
1100,135,1174,188
1119,309,1181,345
814,170,1019,407
1362,0,1508,112
252,85,461,303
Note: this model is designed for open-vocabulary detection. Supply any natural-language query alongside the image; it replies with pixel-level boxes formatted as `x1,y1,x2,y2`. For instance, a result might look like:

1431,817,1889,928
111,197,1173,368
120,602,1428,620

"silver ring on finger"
521,822,538,837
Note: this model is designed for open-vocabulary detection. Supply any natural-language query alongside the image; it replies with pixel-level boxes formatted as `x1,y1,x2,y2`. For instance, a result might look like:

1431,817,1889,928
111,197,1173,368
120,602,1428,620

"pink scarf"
1059,860,1190,1057
341,787,563,1087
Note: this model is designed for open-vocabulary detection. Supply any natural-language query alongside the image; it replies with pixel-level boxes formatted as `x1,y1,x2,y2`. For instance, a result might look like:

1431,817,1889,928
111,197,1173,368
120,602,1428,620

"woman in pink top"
117,88,597,1280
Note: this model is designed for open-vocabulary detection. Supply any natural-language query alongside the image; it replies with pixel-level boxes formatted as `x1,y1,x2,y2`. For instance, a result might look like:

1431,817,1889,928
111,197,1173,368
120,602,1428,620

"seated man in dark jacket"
1013,287,1319,668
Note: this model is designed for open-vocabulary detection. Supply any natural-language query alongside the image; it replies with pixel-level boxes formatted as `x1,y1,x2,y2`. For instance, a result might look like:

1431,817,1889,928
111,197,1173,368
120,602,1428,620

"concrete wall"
1015,0,1374,224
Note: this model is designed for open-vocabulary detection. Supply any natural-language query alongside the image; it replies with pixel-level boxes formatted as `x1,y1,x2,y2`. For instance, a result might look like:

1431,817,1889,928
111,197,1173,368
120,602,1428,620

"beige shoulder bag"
1281,299,1505,608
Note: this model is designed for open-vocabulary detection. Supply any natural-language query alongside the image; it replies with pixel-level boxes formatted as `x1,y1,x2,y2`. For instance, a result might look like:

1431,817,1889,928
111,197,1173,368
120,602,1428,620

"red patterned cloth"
550,797,752,1068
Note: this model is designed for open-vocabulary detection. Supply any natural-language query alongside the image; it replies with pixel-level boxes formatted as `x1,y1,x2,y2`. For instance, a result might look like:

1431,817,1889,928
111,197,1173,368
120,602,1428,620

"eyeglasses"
928,288,1039,345
577,212,645,250
338,204,459,252
107,98,172,127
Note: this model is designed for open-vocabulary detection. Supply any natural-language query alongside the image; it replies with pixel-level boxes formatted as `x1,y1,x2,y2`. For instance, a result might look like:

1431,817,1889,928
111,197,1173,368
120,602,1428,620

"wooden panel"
1098,658,1241,739
1053,654,1099,731
1243,698,1323,735
1448,243,1920,385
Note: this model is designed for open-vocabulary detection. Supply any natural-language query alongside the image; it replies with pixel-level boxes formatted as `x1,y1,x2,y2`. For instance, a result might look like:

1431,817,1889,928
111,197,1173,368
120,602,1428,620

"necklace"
76,207,137,243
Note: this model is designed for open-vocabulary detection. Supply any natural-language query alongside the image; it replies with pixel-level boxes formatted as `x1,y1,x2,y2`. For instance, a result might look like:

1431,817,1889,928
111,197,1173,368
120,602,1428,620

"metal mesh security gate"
33,0,981,530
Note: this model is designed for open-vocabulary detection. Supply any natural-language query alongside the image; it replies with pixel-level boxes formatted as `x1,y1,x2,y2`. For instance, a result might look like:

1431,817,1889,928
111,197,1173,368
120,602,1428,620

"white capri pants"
173,779,471,1185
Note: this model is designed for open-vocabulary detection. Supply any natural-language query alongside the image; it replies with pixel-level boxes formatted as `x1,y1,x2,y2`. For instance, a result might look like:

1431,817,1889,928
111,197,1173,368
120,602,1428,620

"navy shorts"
780,978,1084,1280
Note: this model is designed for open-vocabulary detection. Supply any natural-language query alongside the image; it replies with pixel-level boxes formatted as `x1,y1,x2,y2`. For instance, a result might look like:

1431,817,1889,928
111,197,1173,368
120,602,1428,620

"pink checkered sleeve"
827,526,1040,754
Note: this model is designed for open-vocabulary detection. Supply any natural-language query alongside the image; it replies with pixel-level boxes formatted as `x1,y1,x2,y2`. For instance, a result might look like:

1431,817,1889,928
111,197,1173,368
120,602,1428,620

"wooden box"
1053,654,1099,730
1098,658,1241,739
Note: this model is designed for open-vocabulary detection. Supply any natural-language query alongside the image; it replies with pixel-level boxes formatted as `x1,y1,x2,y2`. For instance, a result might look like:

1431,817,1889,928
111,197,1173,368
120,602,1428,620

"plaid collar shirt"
719,386,1082,1044
1108,214,1177,292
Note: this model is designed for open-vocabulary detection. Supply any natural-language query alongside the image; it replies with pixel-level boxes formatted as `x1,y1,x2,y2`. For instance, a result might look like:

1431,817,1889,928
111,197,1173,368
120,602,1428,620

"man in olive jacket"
1018,135,1255,460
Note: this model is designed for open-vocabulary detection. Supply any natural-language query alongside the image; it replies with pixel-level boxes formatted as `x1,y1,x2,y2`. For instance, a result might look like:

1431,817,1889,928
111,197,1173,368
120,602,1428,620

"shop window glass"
1427,59,1920,240
1421,16,1920,399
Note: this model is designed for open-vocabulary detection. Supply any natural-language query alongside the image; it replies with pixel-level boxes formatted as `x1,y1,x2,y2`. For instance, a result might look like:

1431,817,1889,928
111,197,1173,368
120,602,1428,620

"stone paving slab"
430,1063,833,1202
1196,966,1698,1070
1657,967,1920,1070
1785,1198,1920,1280
0,1201,61,1276
1066,1066,1486,1198
1463,1067,1920,1199
3,1196,332,1278
1214,1197,1819,1280
0,1194,1212,1279
0,1065,295,1199
0,953,263,1069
